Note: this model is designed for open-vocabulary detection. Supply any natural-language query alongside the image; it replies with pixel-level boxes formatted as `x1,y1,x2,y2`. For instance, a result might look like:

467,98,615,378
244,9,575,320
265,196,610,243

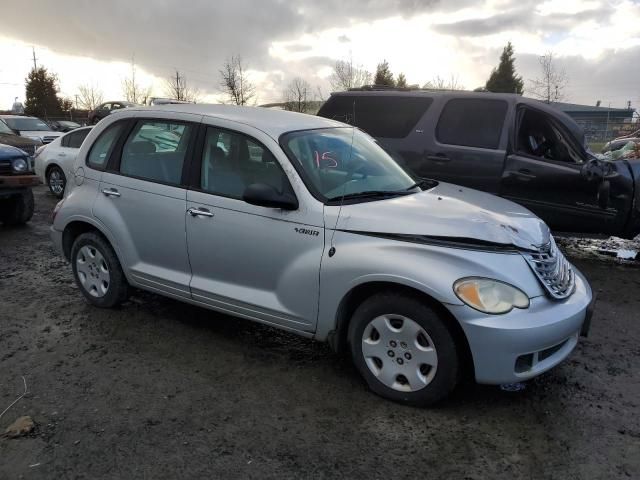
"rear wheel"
47,166,66,198
0,190,34,225
348,292,461,406
71,232,129,308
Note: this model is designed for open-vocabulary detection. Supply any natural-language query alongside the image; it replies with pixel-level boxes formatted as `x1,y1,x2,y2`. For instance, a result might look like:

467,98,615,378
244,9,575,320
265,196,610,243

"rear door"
93,113,200,298
185,120,324,332
417,97,509,193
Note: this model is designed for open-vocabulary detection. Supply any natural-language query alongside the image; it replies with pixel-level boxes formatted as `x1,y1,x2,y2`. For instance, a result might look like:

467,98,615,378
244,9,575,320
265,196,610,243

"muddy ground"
1,187,639,479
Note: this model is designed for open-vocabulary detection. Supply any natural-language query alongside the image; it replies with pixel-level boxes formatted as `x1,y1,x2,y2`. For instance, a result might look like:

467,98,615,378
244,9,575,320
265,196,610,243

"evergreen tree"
374,60,395,87
396,73,408,88
24,67,63,118
485,42,524,94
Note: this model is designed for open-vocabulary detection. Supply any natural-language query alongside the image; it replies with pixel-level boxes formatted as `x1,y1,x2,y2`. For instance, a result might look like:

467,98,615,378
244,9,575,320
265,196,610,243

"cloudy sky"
0,0,639,110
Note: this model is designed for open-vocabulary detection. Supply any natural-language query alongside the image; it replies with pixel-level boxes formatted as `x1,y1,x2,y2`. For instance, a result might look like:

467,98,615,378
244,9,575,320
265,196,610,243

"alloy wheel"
49,169,65,196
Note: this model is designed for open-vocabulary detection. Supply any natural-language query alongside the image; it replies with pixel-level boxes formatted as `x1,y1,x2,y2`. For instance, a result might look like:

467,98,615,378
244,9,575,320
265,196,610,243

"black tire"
348,292,461,406
70,232,129,308
47,165,66,198
0,189,35,225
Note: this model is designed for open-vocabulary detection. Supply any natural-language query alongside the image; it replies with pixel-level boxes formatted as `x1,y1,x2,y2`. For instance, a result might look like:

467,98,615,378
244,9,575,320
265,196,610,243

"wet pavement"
1,187,639,479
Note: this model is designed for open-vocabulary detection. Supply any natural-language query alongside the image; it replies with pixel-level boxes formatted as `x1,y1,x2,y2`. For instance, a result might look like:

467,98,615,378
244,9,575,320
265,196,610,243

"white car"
34,126,92,198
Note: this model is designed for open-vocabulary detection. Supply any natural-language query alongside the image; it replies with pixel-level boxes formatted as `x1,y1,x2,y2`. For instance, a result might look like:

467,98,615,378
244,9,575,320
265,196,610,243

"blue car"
0,143,40,225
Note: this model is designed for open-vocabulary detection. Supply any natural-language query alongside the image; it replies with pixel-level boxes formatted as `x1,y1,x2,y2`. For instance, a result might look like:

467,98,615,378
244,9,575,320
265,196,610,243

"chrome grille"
522,237,575,300
19,144,36,156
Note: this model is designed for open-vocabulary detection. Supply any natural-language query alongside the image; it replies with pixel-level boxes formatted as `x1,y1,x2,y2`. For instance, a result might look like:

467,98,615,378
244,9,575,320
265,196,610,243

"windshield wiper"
327,190,411,202
404,179,433,191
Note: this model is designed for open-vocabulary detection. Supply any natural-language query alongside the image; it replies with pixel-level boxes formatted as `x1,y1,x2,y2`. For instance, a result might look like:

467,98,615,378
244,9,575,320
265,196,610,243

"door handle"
58,153,67,157
187,207,214,218
102,188,121,197
514,169,536,180
425,154,450,163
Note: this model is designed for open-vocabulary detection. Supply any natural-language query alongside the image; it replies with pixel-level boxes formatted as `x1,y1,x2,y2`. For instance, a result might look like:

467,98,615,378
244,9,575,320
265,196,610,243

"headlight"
11,158,28,173
454,277,530,314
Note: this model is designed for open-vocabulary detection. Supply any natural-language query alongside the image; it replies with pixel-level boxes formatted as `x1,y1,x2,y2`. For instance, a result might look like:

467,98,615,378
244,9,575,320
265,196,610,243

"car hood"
0,133,39,148
0,143,29,159
332,182,551,251
19,130,62,140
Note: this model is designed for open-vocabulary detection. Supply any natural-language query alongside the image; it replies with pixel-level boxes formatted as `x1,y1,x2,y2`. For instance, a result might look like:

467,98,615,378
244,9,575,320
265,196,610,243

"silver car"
50,105,594,406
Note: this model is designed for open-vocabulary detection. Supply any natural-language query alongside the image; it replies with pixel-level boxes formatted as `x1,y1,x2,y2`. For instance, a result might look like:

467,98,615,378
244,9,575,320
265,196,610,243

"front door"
185,123,324,332
93,115,199,298
500,107,629,234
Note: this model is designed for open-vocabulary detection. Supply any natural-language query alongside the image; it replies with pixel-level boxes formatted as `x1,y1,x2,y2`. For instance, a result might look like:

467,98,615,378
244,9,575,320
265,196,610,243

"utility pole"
31,47,38,71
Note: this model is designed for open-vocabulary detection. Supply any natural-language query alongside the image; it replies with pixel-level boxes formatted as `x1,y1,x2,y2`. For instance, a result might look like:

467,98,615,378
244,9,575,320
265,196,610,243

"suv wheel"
0,190,34,225
348,292,460,406
71,232,129,308
47,166,66,198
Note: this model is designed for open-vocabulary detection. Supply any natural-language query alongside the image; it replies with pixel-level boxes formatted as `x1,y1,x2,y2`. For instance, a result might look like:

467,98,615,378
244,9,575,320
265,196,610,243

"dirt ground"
1,187,639,479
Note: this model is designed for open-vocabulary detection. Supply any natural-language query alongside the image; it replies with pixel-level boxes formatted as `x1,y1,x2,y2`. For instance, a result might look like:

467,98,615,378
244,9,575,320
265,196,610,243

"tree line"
20,44,567,118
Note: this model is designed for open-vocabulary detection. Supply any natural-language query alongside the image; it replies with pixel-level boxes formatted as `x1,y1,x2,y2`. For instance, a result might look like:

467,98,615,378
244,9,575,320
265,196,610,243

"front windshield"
4,117,51,131
281,127,416,202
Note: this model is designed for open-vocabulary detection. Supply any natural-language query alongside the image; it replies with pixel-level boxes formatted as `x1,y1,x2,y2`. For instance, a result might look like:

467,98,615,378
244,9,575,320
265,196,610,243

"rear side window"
436,99,508,149
87,123,124,170
64,129,90,149
319,96,432,139
119,120,193,185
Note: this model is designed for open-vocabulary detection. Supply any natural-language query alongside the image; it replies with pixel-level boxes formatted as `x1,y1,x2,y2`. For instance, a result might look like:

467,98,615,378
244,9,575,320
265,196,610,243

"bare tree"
283,77,311,113
163,70,200,102
422,75,465,91
76,84,104,110
329,57,372,91
219,55,256,105
529,52,568,103
122,58,152,105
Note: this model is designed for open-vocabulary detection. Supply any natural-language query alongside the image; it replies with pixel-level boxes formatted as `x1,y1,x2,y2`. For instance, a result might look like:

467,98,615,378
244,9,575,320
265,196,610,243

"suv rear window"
319,95,432,139
436,98,507,149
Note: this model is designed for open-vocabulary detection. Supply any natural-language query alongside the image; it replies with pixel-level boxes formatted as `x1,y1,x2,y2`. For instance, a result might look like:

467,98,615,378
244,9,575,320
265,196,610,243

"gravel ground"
1,187,639,479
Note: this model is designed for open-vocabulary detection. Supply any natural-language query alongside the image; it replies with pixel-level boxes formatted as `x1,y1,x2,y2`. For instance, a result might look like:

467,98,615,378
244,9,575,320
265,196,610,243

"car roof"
326,90,586,144
122,104,347,139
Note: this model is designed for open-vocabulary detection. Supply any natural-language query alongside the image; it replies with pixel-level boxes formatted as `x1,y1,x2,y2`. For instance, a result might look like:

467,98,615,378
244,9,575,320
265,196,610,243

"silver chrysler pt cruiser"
50,104,594,406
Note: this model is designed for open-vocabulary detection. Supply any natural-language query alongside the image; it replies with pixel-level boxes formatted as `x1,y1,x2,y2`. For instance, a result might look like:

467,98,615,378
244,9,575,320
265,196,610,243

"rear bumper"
50,226,64,258
447,269,593,385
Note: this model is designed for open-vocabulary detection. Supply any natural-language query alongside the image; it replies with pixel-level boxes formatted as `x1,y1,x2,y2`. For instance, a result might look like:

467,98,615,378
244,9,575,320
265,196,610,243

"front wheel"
348,292,461,406
47,166,66,198
71,232,129,308
0,189,34,225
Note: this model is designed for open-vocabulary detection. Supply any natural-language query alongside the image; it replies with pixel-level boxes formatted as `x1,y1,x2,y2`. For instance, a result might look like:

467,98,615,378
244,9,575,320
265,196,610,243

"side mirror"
243,183,298,210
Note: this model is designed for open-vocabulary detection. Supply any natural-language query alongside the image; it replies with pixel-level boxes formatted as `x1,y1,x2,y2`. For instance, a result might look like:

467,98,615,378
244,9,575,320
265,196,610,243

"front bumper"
448,268,593,385
0,174,41,188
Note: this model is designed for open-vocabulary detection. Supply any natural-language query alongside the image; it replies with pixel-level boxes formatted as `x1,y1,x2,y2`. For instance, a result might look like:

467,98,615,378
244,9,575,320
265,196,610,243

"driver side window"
516,109,584,164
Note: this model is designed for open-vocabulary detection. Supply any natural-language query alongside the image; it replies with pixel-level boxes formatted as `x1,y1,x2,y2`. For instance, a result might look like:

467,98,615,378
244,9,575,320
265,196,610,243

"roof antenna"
328,100,356,258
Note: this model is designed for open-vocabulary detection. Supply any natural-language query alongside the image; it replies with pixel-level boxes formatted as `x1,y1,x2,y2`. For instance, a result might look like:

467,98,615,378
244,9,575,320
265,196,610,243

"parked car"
88,101,139,124
0,115,64,145
0,143,39,225
0,117,42,156
602,138,640,153
47,119,82,132
318,90,640,238
34,126,92,198
50,105,594,406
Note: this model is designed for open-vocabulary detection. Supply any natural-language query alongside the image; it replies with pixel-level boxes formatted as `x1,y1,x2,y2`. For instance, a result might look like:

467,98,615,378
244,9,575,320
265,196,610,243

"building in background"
552,102,636,143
